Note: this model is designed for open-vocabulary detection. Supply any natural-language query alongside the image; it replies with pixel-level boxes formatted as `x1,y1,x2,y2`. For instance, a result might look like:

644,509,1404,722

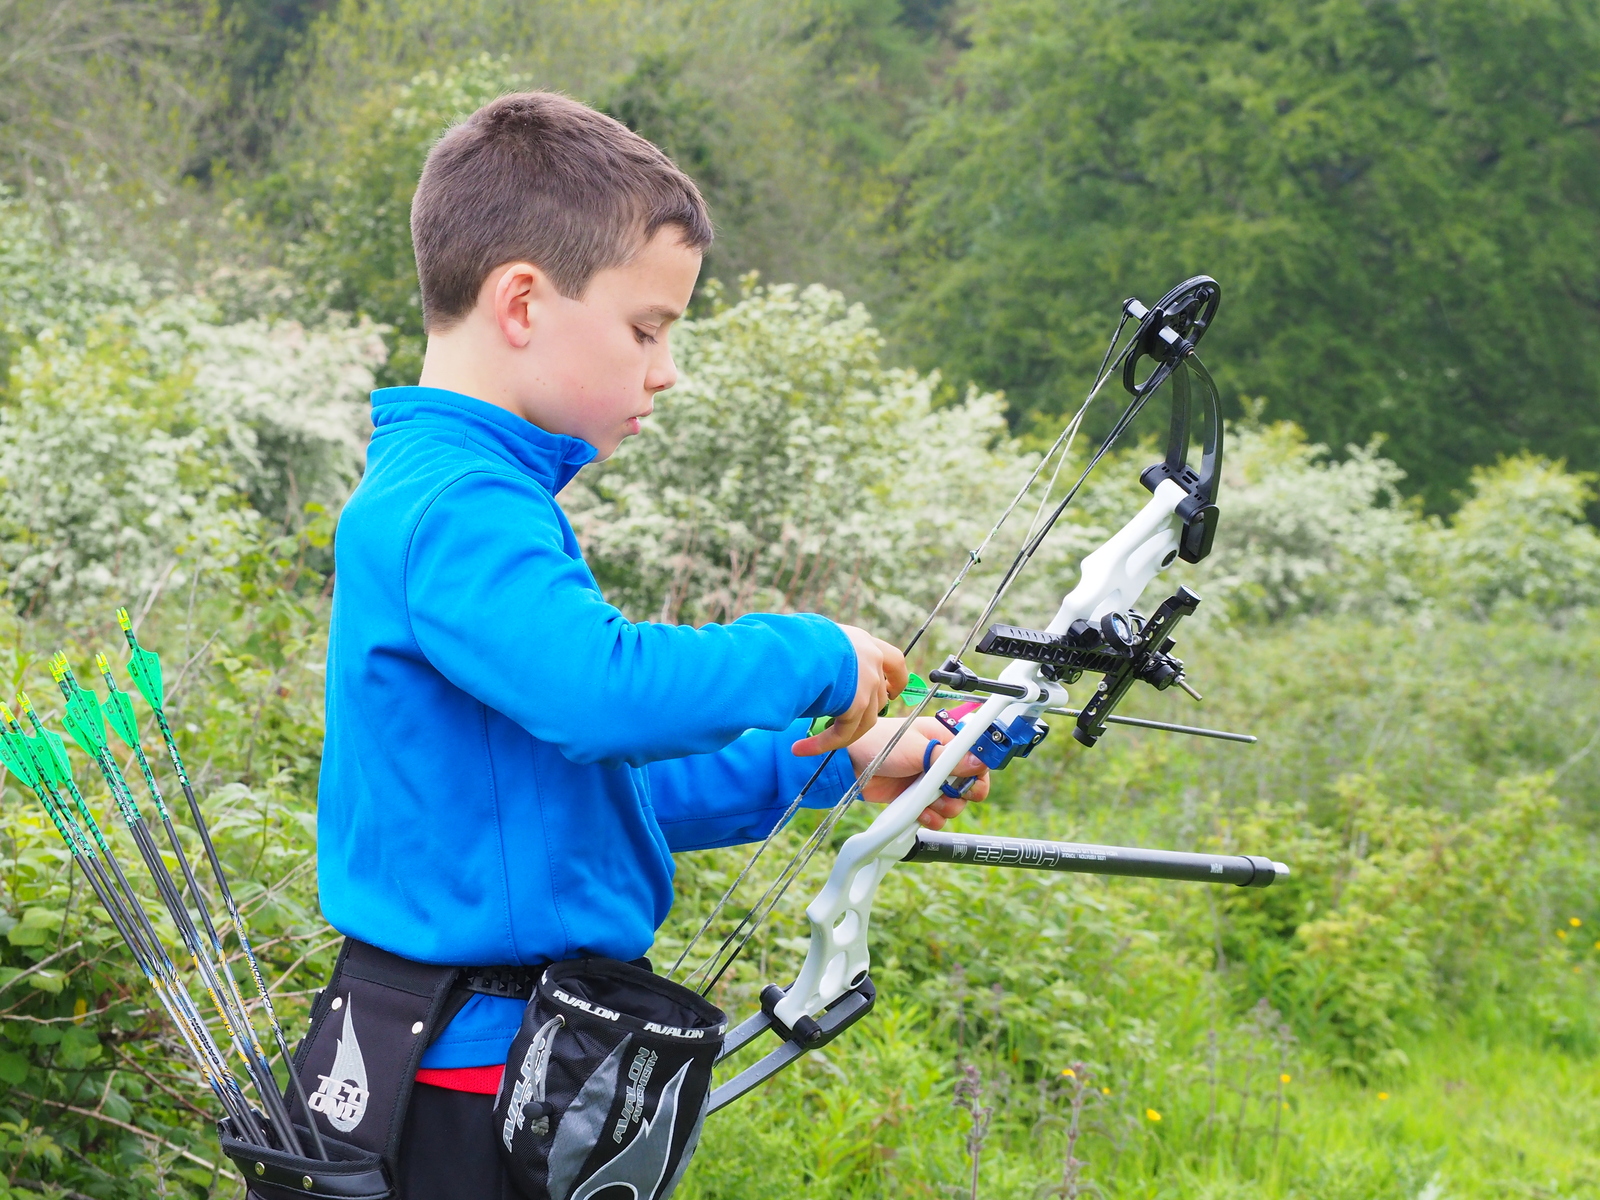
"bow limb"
774,478,1191,1027
1042,478,1188,635
773,685,1029,1027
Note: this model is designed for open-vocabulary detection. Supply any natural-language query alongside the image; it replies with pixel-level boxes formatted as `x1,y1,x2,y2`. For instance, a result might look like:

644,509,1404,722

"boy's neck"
417,324,529,421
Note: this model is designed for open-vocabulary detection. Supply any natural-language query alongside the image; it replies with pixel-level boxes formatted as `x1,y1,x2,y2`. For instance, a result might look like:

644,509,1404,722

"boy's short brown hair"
411,91,713,331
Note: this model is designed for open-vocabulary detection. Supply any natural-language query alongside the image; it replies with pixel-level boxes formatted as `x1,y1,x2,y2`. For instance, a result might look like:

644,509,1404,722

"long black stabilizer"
903,831,1287,888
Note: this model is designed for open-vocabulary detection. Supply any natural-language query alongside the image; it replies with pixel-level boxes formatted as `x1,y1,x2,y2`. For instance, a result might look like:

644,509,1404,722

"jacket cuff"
805,615,858,717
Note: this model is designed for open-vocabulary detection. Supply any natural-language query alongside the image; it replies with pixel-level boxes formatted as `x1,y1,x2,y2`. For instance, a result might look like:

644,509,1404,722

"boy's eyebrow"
637,304,683,322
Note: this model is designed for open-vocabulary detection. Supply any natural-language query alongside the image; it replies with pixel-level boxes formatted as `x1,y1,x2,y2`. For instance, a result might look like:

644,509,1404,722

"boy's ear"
489,261,555,349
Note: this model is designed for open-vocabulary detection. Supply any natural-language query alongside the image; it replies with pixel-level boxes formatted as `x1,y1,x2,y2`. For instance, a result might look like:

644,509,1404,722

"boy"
313,91,987,1198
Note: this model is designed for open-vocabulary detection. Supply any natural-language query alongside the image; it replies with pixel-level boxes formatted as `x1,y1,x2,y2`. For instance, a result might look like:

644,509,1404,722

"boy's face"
489,227,702,460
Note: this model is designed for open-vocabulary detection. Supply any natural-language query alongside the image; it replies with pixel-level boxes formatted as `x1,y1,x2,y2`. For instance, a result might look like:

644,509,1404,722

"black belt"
458,964,540,1001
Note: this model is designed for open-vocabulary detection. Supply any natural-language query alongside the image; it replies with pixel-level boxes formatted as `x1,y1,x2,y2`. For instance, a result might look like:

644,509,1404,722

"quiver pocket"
492,958,726,1200
218,1118,392,1200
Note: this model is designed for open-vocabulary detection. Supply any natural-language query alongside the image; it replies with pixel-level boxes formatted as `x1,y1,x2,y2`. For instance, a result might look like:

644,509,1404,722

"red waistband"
414,1063,505,1095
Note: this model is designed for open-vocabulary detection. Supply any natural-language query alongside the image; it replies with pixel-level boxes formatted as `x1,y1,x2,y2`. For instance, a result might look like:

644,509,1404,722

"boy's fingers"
792,704,879,756
878,639,909,699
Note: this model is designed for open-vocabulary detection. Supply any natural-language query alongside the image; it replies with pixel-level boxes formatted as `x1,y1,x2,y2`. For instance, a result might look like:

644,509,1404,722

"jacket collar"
370,386,598,493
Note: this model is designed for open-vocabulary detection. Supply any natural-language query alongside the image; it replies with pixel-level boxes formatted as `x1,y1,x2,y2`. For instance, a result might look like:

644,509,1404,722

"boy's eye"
634,327,659,345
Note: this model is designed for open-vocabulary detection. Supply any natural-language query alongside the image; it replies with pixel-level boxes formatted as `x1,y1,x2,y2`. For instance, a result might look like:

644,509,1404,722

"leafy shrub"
0,196,384,619
1438,454,1600,615
569,279,1026,642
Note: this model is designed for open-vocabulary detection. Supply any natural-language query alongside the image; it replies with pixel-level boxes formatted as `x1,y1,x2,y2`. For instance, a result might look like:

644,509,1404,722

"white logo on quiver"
642,1021,706,1040
553,987,621,1021
308,995,369,1132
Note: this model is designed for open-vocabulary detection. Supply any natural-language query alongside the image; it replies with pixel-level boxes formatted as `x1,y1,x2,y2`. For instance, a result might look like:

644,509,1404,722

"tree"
885,0,1600,510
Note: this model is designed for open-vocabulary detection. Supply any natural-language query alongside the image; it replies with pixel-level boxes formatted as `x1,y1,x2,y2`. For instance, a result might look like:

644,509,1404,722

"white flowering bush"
0,196,385,618
568,280,1032,644
1184,423,1424,623
187,315,386,516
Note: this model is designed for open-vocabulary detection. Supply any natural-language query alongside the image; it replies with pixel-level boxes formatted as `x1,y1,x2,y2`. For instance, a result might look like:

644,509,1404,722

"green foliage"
885,0,1600,509
1,24,1598,1191
666,609,1600,1198
272,55,527,387
1443,454,1600,614
570,278,1021,639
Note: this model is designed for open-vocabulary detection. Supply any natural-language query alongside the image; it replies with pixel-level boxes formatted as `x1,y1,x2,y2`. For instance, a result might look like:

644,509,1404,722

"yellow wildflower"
1101,1087,1111,1095
1557,930,1568,940
1061,1068,1075,1078
1571,917,1583,927
1280,1073,1292,1084
1377,1092,1390,1101
1145,1109,1162,1122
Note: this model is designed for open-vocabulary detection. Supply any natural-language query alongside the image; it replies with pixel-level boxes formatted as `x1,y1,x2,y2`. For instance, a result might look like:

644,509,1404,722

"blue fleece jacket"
318,387,859,1067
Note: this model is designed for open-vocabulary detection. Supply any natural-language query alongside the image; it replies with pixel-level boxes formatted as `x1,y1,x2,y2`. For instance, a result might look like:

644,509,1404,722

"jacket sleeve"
403,470,858,768
644,718,859,851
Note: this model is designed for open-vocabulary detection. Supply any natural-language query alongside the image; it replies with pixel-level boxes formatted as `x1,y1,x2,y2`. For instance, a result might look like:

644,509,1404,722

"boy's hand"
791,625,908,756
847,716,990,830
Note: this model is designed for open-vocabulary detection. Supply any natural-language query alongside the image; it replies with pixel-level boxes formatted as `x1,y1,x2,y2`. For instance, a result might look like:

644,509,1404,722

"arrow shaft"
7,724,262,1137
82,739,303,1153
134,673,325,1157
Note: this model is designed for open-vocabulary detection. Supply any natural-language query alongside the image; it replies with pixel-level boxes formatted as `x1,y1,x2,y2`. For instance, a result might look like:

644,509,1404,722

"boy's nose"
647,353,678,394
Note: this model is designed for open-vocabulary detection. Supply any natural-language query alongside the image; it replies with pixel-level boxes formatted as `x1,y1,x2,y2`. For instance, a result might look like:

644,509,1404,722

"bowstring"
957,351,1195,650
681,682,942,995
671,310,1144,994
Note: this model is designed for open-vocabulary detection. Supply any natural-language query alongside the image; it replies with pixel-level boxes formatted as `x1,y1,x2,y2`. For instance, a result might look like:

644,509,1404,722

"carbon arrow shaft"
113,616,327,1158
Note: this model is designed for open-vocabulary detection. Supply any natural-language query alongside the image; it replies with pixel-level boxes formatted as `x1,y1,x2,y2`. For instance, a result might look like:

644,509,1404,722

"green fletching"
31,731,70,787
0,731,39,789
103,688,139,749
125,645,164,711
808,715,834,738
62,689,108,758
902,672,929,704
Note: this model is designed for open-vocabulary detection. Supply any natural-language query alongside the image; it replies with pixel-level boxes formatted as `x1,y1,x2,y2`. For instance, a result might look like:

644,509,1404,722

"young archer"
303,92,989,1198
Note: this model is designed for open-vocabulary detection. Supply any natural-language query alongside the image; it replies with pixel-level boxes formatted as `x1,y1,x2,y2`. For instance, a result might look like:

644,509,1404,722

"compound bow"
670,276,1289,1111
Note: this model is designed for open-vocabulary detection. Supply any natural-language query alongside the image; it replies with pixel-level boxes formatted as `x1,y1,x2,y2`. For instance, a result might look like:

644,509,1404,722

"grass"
670,609,1600,1200
684,1022,1600,1199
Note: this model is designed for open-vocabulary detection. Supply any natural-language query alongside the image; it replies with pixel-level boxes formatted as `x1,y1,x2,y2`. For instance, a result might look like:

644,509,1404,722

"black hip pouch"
493,958,726,1200
218,939,471,1199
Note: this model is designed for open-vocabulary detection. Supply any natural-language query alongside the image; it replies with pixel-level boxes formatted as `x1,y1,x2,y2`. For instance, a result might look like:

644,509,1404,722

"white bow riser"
774,479,1189,1026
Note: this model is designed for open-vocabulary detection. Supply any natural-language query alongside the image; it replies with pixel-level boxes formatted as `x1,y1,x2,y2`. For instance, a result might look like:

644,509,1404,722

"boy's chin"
591,426,640,461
